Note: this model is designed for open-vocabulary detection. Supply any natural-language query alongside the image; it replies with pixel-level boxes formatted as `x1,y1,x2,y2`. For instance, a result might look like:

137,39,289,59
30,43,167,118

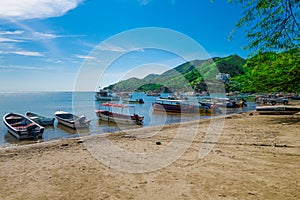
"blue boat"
26,111,55,126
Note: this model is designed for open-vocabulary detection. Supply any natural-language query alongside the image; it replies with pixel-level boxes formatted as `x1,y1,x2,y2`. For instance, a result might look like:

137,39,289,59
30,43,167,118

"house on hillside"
215,73,230,83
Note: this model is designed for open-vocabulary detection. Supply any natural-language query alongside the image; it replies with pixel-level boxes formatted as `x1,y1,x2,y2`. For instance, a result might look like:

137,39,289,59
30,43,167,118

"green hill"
105,54,246,93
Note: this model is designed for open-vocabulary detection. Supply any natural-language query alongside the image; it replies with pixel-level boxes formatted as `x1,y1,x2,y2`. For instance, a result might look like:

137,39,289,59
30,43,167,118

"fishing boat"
25,111,55,126
214,98,247,108
54,110,91,129
95,88,120,101
95,103,144,125
256,106,300,115
123,98,144,104
197,102,222,114
152,98,196,113
3,112,44,140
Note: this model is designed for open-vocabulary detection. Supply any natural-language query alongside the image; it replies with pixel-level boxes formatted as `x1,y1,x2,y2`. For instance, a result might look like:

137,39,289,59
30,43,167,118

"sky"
0,0,249,92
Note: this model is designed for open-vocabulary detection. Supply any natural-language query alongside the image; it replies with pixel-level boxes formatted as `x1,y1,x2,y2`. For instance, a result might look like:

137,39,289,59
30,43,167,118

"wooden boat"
95,103,144,125
256,106,300,115
152,98,196,113
3,112,44,140
95,89,120,101
54,110,91,129
25,111,55,126
197,102,222,114
123,98,144,104
215,98,247,108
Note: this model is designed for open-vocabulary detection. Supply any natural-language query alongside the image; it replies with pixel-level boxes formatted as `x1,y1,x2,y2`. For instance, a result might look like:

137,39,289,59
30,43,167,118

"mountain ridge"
105,54,246,93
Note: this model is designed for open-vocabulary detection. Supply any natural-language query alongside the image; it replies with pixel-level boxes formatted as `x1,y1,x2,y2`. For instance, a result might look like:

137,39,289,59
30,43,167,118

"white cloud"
0,30,25,42
44,58,64,64
98,42,128,52
75,54,96,60
0,0,84,21
32,32,82,39
32,32,59,39
0,37,24,43
0,30,24,35
0,65,42,70
11,51,44,57
0,65,56,72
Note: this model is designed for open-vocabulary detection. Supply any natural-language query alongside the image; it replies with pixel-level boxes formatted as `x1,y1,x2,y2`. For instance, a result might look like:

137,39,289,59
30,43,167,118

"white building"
215,73,230,82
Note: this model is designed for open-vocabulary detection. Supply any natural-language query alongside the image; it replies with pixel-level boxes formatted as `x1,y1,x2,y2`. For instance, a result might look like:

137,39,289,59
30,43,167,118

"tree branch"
287,0,300,30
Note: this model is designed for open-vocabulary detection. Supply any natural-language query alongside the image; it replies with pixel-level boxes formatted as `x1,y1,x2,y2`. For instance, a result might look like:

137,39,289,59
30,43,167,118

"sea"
0,91,256,147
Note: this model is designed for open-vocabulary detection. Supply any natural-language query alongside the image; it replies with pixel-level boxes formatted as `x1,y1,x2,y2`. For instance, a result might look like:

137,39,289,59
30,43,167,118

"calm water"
0,92,256,147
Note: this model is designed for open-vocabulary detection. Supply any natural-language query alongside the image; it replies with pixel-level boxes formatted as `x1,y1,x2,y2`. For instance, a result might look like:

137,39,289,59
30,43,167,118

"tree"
231,49,300,93
229,0,300,52
223,1,300,93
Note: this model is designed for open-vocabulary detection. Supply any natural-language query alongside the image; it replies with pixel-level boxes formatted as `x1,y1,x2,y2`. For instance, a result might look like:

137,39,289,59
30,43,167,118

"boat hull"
25,112,55,126
123,98,144,104
152,102,196,113
95,89,120,101
95,96,120,101
54,111,90,129
3,112,44,140
256,106,300,115
95,110,143,125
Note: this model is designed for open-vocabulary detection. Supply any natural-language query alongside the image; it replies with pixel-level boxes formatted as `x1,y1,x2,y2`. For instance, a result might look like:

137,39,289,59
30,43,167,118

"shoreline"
1,108,299,199
0,110,246,151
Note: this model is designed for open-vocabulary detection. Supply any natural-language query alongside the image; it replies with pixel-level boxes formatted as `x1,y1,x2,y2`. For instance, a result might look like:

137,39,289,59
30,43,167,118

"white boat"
95,103,144,125
256,106,300,115
3,112,44,140
54,110,91,129
95,89,120,101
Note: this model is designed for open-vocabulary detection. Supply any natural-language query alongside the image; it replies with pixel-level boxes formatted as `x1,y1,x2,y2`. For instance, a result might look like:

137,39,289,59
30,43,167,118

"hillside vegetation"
105,50,300,94
231,49,300,93
105,55,246,93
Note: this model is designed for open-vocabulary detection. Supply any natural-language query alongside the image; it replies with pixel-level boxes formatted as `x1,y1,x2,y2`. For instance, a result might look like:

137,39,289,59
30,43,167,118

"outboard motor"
78,115,86,124
27,124,38,139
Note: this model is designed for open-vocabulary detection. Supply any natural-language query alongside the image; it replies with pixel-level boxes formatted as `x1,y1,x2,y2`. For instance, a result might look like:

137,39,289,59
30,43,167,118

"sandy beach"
0,106,299,199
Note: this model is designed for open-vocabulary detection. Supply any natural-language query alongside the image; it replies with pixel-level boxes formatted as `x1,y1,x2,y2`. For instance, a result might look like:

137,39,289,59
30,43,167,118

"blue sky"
0,0,248,92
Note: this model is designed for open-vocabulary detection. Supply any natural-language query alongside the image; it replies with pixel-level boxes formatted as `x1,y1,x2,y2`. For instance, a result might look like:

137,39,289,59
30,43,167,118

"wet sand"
0,106,299,199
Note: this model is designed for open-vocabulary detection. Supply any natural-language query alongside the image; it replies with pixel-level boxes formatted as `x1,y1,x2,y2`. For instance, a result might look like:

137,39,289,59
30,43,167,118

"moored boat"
95,103,144,125
54,110,91,129
197,102,222,114
152,98,196,113
95,88,120,101
256,106,300,115
123,98,144,104
3,112,44,140
25,111,55,126
214,97,247,108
